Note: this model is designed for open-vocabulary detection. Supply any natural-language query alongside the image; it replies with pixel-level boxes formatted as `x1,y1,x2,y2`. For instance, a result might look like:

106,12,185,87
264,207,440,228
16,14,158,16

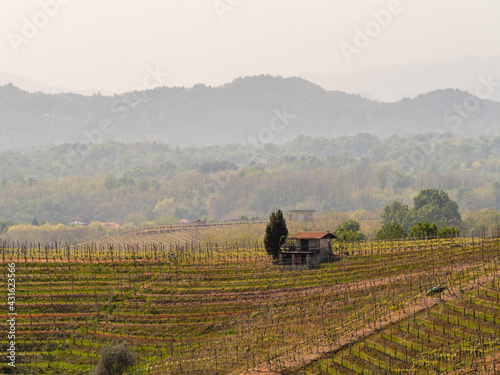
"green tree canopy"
264,209,288,259
104,175,117,190
493,181,500,210
439,225,460,238
334,219,366,242
413,189,461,227
409,221,438,239
0,219,14,234
374,222,407,240
382,189,461,233
381,201,413,232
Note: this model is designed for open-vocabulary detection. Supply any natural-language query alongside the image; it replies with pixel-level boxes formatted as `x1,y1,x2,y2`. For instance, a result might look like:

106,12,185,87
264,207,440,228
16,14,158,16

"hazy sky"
1,0,500,92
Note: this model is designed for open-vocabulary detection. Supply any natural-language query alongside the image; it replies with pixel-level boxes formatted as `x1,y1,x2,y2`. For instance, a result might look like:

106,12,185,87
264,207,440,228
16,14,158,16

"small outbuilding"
279,231,336,266
190,219,206,225
290,210,315,222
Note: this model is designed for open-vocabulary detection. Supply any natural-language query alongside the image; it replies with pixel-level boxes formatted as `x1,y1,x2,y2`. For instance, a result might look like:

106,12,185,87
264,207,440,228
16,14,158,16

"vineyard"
1,233,500,374
83,221,267,248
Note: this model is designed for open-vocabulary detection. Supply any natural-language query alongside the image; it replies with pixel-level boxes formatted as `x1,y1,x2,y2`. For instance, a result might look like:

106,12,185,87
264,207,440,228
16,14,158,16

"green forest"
2,132,500,242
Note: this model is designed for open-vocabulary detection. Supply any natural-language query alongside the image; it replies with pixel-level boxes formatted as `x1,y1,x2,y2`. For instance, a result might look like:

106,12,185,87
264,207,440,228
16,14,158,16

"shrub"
93,343,137,375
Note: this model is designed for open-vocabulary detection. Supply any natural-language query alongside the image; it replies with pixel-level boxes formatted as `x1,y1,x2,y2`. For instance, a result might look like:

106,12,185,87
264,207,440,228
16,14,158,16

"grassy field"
1,226,500,374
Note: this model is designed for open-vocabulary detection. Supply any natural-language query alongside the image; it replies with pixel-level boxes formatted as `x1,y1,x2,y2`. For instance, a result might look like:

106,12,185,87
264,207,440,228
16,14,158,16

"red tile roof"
289,231,336,240
100,222,123,230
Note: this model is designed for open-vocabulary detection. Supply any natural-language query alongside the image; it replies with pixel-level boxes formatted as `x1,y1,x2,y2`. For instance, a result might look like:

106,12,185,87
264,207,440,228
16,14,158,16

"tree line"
1,134,500,235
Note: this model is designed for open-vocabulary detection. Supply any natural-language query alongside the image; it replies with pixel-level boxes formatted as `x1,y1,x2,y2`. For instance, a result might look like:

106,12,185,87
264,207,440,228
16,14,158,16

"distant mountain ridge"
299,55,500,102
1,75,499,151
0,72,70,94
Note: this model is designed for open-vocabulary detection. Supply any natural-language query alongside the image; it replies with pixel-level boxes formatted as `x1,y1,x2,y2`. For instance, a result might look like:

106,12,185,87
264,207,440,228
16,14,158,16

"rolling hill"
1,75,500,151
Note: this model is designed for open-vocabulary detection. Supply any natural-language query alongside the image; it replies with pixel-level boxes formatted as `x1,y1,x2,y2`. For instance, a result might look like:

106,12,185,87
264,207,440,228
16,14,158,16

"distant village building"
68,221,88,226
279,231,336,266
190,219,206,225
100,222,123,230
290,209,315,222
179,219,205,225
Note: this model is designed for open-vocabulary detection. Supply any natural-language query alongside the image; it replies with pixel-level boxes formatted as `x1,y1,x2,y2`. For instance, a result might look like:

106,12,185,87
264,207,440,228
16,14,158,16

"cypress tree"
264,209,288,259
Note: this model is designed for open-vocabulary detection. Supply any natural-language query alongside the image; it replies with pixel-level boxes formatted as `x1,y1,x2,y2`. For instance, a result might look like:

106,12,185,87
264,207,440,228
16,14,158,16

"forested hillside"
1,133,500,236
1,75,500,151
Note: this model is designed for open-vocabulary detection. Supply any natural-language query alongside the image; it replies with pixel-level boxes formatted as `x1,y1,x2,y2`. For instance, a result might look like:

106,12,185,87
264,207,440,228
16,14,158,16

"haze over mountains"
1,74,500,151
0,72,70,95
300,55,500,102
3,56,500,100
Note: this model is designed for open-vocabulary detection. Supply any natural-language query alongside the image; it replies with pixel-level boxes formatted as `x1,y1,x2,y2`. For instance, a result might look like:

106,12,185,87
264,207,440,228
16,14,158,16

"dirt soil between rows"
234,262,500,375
